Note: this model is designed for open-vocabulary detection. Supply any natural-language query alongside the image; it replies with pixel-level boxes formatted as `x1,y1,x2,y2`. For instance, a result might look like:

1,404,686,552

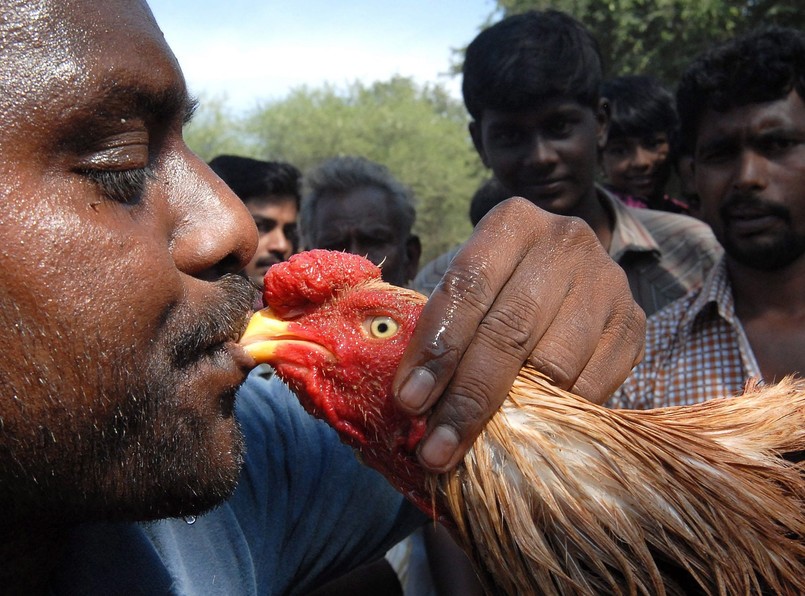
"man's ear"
595,98,610,150
469,121,490,168
405,234,422,284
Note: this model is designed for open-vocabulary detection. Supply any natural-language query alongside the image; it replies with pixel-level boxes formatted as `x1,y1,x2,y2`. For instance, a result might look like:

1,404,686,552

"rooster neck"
359,437,451,522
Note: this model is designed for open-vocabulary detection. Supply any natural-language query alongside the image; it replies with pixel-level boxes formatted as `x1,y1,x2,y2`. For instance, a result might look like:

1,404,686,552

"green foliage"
492,0,804,85
191,76,485,263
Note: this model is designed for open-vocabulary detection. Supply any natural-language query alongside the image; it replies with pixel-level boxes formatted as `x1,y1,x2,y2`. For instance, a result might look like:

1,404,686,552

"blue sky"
148,0,498,113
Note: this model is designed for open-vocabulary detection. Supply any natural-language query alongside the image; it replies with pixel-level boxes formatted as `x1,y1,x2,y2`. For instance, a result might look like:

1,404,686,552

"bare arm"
393,198,645,471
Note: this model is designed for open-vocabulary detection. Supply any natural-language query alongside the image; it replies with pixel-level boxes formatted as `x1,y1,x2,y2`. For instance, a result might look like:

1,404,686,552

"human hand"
392,197,645,472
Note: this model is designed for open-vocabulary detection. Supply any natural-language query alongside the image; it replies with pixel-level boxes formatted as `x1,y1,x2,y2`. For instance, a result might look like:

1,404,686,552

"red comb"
262,249,382,317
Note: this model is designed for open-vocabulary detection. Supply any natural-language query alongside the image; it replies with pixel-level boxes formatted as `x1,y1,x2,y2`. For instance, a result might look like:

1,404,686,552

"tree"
492,0,803,85
242,76,486,263
183,94,256,162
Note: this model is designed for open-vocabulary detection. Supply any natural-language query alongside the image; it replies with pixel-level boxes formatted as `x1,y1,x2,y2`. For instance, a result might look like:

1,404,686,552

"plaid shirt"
608,257,763,409
414,187,722,317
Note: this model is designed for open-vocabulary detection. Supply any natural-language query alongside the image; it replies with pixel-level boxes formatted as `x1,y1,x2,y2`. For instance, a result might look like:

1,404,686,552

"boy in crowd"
599,75,691,214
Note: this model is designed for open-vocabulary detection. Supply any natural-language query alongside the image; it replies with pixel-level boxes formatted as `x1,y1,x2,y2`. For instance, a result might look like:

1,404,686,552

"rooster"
239,249,805,595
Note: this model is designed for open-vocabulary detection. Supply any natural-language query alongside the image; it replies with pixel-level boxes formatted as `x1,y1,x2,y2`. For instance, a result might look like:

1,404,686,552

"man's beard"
0,274,256,523
719,195,805,271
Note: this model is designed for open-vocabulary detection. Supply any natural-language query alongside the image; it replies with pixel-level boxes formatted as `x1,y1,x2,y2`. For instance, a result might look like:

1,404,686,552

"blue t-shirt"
51,371,425,594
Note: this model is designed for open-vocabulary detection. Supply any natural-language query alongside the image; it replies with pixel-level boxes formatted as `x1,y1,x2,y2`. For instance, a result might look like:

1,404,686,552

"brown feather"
432,369,805,595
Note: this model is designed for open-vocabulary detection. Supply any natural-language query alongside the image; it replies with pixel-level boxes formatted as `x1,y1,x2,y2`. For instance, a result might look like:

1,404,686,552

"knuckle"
528,343,580,389
437,259,496,314
476,296,542,358
437,381,495,441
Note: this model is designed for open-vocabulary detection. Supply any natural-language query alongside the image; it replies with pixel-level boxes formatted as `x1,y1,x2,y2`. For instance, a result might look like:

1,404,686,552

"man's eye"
763,136,798,153
547,118,575,137
605,145,629,158
82,167,154,205
256,220,278,234
489,130,523,147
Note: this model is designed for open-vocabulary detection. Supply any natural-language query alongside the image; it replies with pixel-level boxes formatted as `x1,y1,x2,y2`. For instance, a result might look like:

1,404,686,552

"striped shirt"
414,187,722,317
608,257,763,409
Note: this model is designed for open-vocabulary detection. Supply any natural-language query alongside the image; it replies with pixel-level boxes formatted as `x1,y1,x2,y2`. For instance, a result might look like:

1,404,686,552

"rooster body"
241,250,805,595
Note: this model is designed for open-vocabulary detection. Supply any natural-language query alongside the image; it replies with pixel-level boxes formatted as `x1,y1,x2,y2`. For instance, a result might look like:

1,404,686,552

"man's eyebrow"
92,81,198,125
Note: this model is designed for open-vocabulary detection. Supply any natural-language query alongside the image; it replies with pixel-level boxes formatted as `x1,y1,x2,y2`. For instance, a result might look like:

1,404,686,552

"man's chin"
110,415,246,522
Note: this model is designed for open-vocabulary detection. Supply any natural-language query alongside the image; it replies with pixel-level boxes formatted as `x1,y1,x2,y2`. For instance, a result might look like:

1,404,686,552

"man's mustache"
171,274,258,368
720,193,791,222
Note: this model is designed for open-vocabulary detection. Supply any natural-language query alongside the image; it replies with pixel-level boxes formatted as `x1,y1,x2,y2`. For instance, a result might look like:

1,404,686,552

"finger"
568,294,645,403
521,235,644,402
418,272,561,471
419,219,596,472
392,198,543,416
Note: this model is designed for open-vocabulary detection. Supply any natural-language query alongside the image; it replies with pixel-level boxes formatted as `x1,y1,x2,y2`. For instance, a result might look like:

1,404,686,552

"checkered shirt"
608,257,763,409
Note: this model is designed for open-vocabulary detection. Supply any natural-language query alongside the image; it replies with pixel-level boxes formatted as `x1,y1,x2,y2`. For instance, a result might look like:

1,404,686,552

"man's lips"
521,178,566,197
723,205,783,235
625,174,656,186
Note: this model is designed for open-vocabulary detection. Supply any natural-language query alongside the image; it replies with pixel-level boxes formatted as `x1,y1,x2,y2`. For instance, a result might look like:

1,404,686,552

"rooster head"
239,250,439,516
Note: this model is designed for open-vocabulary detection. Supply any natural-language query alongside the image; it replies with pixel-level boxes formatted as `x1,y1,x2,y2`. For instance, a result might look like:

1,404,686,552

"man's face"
601,132,671,200
0,0,259,522
695,90,805,271
470,98,608,218
244,197,298,288
308,186,415,286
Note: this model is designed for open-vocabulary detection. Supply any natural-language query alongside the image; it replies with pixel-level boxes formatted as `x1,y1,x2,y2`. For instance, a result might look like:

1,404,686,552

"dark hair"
300,156,415,247
677,26,805,153
208,155,301,207
601,75,679,152
469,178,510,226
462,10,603,122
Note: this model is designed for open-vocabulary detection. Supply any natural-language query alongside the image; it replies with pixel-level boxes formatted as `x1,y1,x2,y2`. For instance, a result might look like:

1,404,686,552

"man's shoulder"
626,207,724,271
629,207,715,243
644,287,702,340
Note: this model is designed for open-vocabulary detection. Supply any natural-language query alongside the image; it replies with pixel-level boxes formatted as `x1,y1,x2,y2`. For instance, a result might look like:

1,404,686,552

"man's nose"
733,149,768,193
169,150,258,281
632,146,653,168
524,135,558,168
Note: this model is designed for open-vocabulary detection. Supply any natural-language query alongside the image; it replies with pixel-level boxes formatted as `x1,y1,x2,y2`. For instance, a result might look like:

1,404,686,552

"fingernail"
397,367,435,411
419,425,459,470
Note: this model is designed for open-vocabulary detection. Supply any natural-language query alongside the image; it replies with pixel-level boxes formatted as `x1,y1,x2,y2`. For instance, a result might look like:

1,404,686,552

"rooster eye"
365,316,399,339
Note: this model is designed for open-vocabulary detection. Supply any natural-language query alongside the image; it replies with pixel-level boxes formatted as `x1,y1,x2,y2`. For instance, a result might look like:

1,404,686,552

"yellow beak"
239,308,334,366
238,308,293,364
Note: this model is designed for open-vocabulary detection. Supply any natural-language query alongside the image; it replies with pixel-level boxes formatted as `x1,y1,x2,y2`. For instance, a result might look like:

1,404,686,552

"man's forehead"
0,0,188,124
698,91,805,142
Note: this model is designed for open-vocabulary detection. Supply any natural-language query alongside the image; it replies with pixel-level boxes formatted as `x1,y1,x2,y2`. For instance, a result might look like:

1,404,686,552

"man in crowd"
0,0,644,591
300,155,421,287
209,154,301,290
611,26,805,407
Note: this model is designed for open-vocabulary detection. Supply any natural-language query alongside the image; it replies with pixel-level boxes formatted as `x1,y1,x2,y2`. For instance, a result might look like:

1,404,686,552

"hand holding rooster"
393,198,645,471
